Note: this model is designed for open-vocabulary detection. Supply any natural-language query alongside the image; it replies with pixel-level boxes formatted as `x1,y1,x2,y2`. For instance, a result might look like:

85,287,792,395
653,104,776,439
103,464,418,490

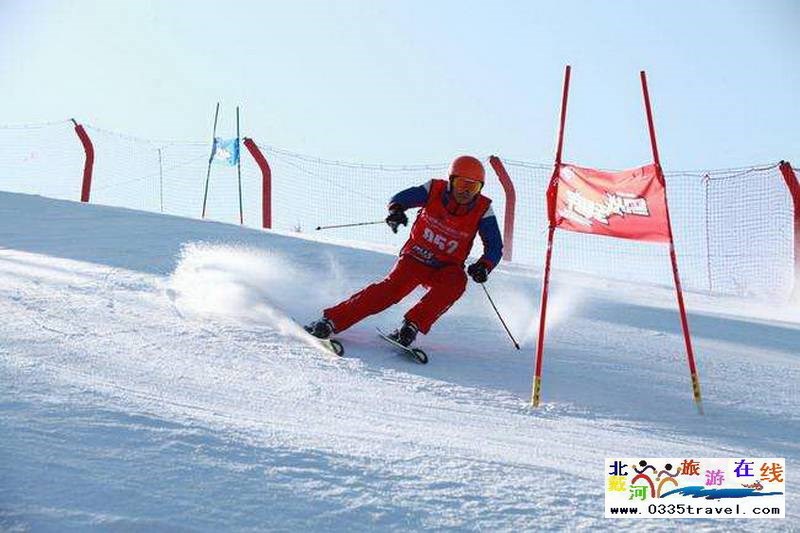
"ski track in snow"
1,192,798,531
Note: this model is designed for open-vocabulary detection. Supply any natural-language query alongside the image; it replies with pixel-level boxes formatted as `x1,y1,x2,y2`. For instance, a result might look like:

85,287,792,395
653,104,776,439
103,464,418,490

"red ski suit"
324,179,495,334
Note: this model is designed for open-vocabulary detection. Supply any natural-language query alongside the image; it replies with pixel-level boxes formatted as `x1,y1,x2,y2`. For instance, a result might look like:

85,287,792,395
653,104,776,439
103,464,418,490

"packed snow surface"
1,192,798,531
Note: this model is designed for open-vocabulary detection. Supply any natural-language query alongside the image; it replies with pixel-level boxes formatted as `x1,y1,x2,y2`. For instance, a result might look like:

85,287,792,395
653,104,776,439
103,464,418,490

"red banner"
548,163,671,243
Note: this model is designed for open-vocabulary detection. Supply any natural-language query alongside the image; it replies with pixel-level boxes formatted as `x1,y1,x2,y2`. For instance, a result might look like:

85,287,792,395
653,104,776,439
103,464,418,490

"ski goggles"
450,175,483,194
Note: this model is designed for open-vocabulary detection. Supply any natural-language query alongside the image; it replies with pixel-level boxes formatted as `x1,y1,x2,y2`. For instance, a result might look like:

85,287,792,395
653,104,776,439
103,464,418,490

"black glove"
385,207,408,234
467,261,489,283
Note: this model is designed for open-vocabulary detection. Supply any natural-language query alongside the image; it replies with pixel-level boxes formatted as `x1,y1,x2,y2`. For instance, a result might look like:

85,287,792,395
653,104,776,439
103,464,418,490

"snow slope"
1,191,798,531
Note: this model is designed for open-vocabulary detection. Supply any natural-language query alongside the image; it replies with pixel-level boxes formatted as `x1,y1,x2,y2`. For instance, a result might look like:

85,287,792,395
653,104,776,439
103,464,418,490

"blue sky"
2,0,798,169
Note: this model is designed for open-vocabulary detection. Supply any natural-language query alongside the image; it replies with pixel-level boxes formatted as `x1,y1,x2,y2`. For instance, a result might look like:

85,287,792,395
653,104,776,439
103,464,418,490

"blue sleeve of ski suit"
387,181,431,210
477,210,503,271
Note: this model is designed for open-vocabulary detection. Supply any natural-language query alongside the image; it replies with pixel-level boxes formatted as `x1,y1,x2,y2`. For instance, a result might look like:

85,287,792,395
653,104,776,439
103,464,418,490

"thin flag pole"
201,102,220,219
532,64,571,408
236,106,243,225
641,70,703,415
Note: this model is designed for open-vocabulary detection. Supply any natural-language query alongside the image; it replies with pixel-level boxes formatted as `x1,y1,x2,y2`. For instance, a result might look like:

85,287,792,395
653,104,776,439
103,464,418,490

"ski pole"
481,284,520,350
315,220,385,231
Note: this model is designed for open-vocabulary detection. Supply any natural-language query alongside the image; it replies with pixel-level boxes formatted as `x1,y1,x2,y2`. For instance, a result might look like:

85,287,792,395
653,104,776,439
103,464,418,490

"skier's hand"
385,207,408,234
467,261,489,284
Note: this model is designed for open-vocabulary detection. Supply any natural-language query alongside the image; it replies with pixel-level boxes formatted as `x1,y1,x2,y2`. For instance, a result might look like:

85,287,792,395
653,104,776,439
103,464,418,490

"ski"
376,327,428,364
293,317,345,357
300,330,344,357
316,336,345,357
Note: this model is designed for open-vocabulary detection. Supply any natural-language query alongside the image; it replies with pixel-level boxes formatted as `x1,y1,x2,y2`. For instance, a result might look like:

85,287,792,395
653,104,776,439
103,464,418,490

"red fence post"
71,119,94,202
243,137,272,229
779,161,800,300
488,155,516,262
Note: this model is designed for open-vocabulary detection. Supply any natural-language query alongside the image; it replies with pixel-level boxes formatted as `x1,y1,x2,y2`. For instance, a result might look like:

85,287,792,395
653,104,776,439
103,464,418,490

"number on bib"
422,228,459,254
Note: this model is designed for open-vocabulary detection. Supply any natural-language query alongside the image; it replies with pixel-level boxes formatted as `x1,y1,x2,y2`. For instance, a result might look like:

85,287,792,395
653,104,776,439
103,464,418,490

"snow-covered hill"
1,191,798,531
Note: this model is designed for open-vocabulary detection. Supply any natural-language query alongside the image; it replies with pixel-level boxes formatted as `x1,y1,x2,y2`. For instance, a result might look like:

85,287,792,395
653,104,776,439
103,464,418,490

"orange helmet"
448,155,485,184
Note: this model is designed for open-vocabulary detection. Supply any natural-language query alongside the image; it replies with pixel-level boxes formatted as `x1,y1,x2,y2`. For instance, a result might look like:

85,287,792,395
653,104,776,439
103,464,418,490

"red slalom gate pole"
641,70,703,415
532,64,571,408
532,225,556,407
71,119,94,202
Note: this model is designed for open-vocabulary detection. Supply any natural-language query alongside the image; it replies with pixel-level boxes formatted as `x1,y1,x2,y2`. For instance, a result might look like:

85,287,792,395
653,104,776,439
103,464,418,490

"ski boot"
304,317,335,340
387,320,419,347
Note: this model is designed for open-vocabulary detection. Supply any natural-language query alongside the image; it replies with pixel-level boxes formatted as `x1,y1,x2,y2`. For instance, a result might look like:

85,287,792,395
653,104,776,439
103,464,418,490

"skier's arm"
387,180,432,211
476,206,503,271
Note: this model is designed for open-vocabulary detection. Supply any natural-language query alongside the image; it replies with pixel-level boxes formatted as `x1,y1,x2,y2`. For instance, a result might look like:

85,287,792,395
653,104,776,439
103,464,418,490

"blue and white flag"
211,137,240,166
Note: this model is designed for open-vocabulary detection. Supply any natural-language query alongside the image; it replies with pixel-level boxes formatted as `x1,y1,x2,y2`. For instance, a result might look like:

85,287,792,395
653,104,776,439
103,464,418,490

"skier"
305,155,503,347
